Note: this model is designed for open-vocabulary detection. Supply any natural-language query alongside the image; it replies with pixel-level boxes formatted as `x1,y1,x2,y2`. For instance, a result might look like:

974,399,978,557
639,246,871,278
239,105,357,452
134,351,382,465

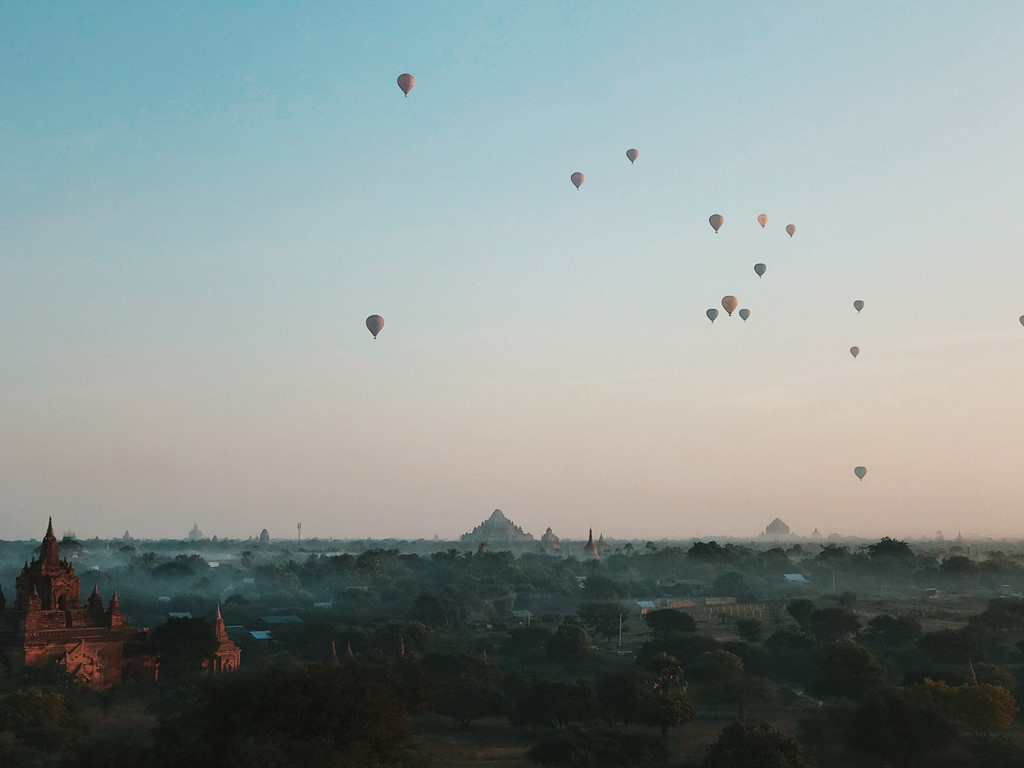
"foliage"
546,619,591,660
527,724,670,767
811,639,887,699
576,602,627,644
643,608,696,637
153,617,219,680
704,720,814,768
510,681,600,730
786,599,815,630
808,607,860,643
845,690,956,768
152,659,421,768
735,618,762,642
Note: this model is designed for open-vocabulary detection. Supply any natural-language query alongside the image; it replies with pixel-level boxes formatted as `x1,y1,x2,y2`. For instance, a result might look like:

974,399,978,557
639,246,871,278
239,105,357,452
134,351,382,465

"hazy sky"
3,2,1024,541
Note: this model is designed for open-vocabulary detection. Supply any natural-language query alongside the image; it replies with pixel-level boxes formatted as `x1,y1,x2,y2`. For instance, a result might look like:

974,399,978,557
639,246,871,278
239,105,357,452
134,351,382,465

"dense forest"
4,532,1024,766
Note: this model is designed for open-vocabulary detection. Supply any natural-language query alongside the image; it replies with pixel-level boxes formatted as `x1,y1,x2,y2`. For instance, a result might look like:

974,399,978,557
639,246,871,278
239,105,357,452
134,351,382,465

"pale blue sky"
3,2,1024,540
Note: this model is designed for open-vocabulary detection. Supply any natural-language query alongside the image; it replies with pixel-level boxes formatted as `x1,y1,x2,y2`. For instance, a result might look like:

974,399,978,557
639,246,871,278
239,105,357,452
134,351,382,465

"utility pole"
618,613,622,649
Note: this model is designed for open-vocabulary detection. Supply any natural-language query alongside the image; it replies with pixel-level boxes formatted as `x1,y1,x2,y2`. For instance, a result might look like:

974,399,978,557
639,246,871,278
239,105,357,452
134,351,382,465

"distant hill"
461,509,535,545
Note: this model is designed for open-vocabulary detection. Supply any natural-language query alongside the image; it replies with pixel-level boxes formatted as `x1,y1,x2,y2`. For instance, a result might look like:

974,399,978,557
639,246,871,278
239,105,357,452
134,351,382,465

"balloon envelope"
739,308,750,322
850,346,860,358
722,295,738,315
754,263,766,278
854,300,865,313
706,308,719,323
786,224,796,237
626,148,638,164
571,172,584,189
397,73,414,95
709,214,724,233
1020,315,1024,327
757,213,769,228
366,315,385,338
854,466,867,480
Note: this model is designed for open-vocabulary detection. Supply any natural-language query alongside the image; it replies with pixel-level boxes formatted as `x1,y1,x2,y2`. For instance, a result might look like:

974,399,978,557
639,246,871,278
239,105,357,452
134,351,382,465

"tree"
151,660,420,768
546,619,591,660
689,650,745,717
786,599,815,630
510,682,600,730
866,614,922,645
809,607,860,643
577,603,626,644
527,725,669,767
634,653,695,740
705,720,814,768
812,639,887,699
736,618,762,643
643,608,696,637
914,679,1019,737
432,681,509,729
846,690,957,768
153,617,218,680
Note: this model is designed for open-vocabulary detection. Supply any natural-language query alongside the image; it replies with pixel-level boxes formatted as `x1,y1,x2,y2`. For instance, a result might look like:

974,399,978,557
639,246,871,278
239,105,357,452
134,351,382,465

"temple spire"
40,517,60,566
214,603,229,641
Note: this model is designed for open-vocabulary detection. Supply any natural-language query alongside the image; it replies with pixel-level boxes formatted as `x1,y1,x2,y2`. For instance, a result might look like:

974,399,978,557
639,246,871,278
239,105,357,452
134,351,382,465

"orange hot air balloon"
397,74,415,96
722,296,738,316
366,315,385,339
757,213,769,228
854,466,867,480
571,172,584,189
786,224,797,237
706,308,719,323
709,214,724,233
850,346,860,358
626,148,639,164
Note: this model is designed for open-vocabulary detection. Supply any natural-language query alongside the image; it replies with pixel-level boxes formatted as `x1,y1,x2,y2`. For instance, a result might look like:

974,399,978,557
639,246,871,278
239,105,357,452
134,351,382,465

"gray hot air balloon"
754,263,766,278
1019,315,1023,327
786,224,797,237
397,73,415,96
850,346,860,358
722,296,738,316
854,300,865,313
366,315,385,339
709,214,724,233
706,308,719,323
757,213,769,228
626,148,638,164
854,466,867,480
571,172,584,189
739,308,750,322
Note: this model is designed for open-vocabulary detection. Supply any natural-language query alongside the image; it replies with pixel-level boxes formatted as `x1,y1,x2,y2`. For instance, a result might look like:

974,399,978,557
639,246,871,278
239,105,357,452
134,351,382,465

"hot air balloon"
571,172,584,189
1019,315,1023,327
754,263,766,278
366,315,385,339
850,346,860,358
757,213,769,228
854,466,867,480
722,296,738,316
626,148,638,164
854,300,865,313
397,74,415,96
706,308,719,323
709,214,724,233
739,308,750,322
785,224,796,237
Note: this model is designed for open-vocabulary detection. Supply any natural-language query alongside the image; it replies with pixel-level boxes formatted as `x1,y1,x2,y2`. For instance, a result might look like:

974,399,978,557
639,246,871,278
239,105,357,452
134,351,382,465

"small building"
253,615,304,631
783,574,810,586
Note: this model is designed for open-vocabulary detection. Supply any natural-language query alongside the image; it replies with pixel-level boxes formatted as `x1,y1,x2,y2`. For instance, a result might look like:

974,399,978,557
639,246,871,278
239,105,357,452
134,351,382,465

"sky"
3,2,1024,541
